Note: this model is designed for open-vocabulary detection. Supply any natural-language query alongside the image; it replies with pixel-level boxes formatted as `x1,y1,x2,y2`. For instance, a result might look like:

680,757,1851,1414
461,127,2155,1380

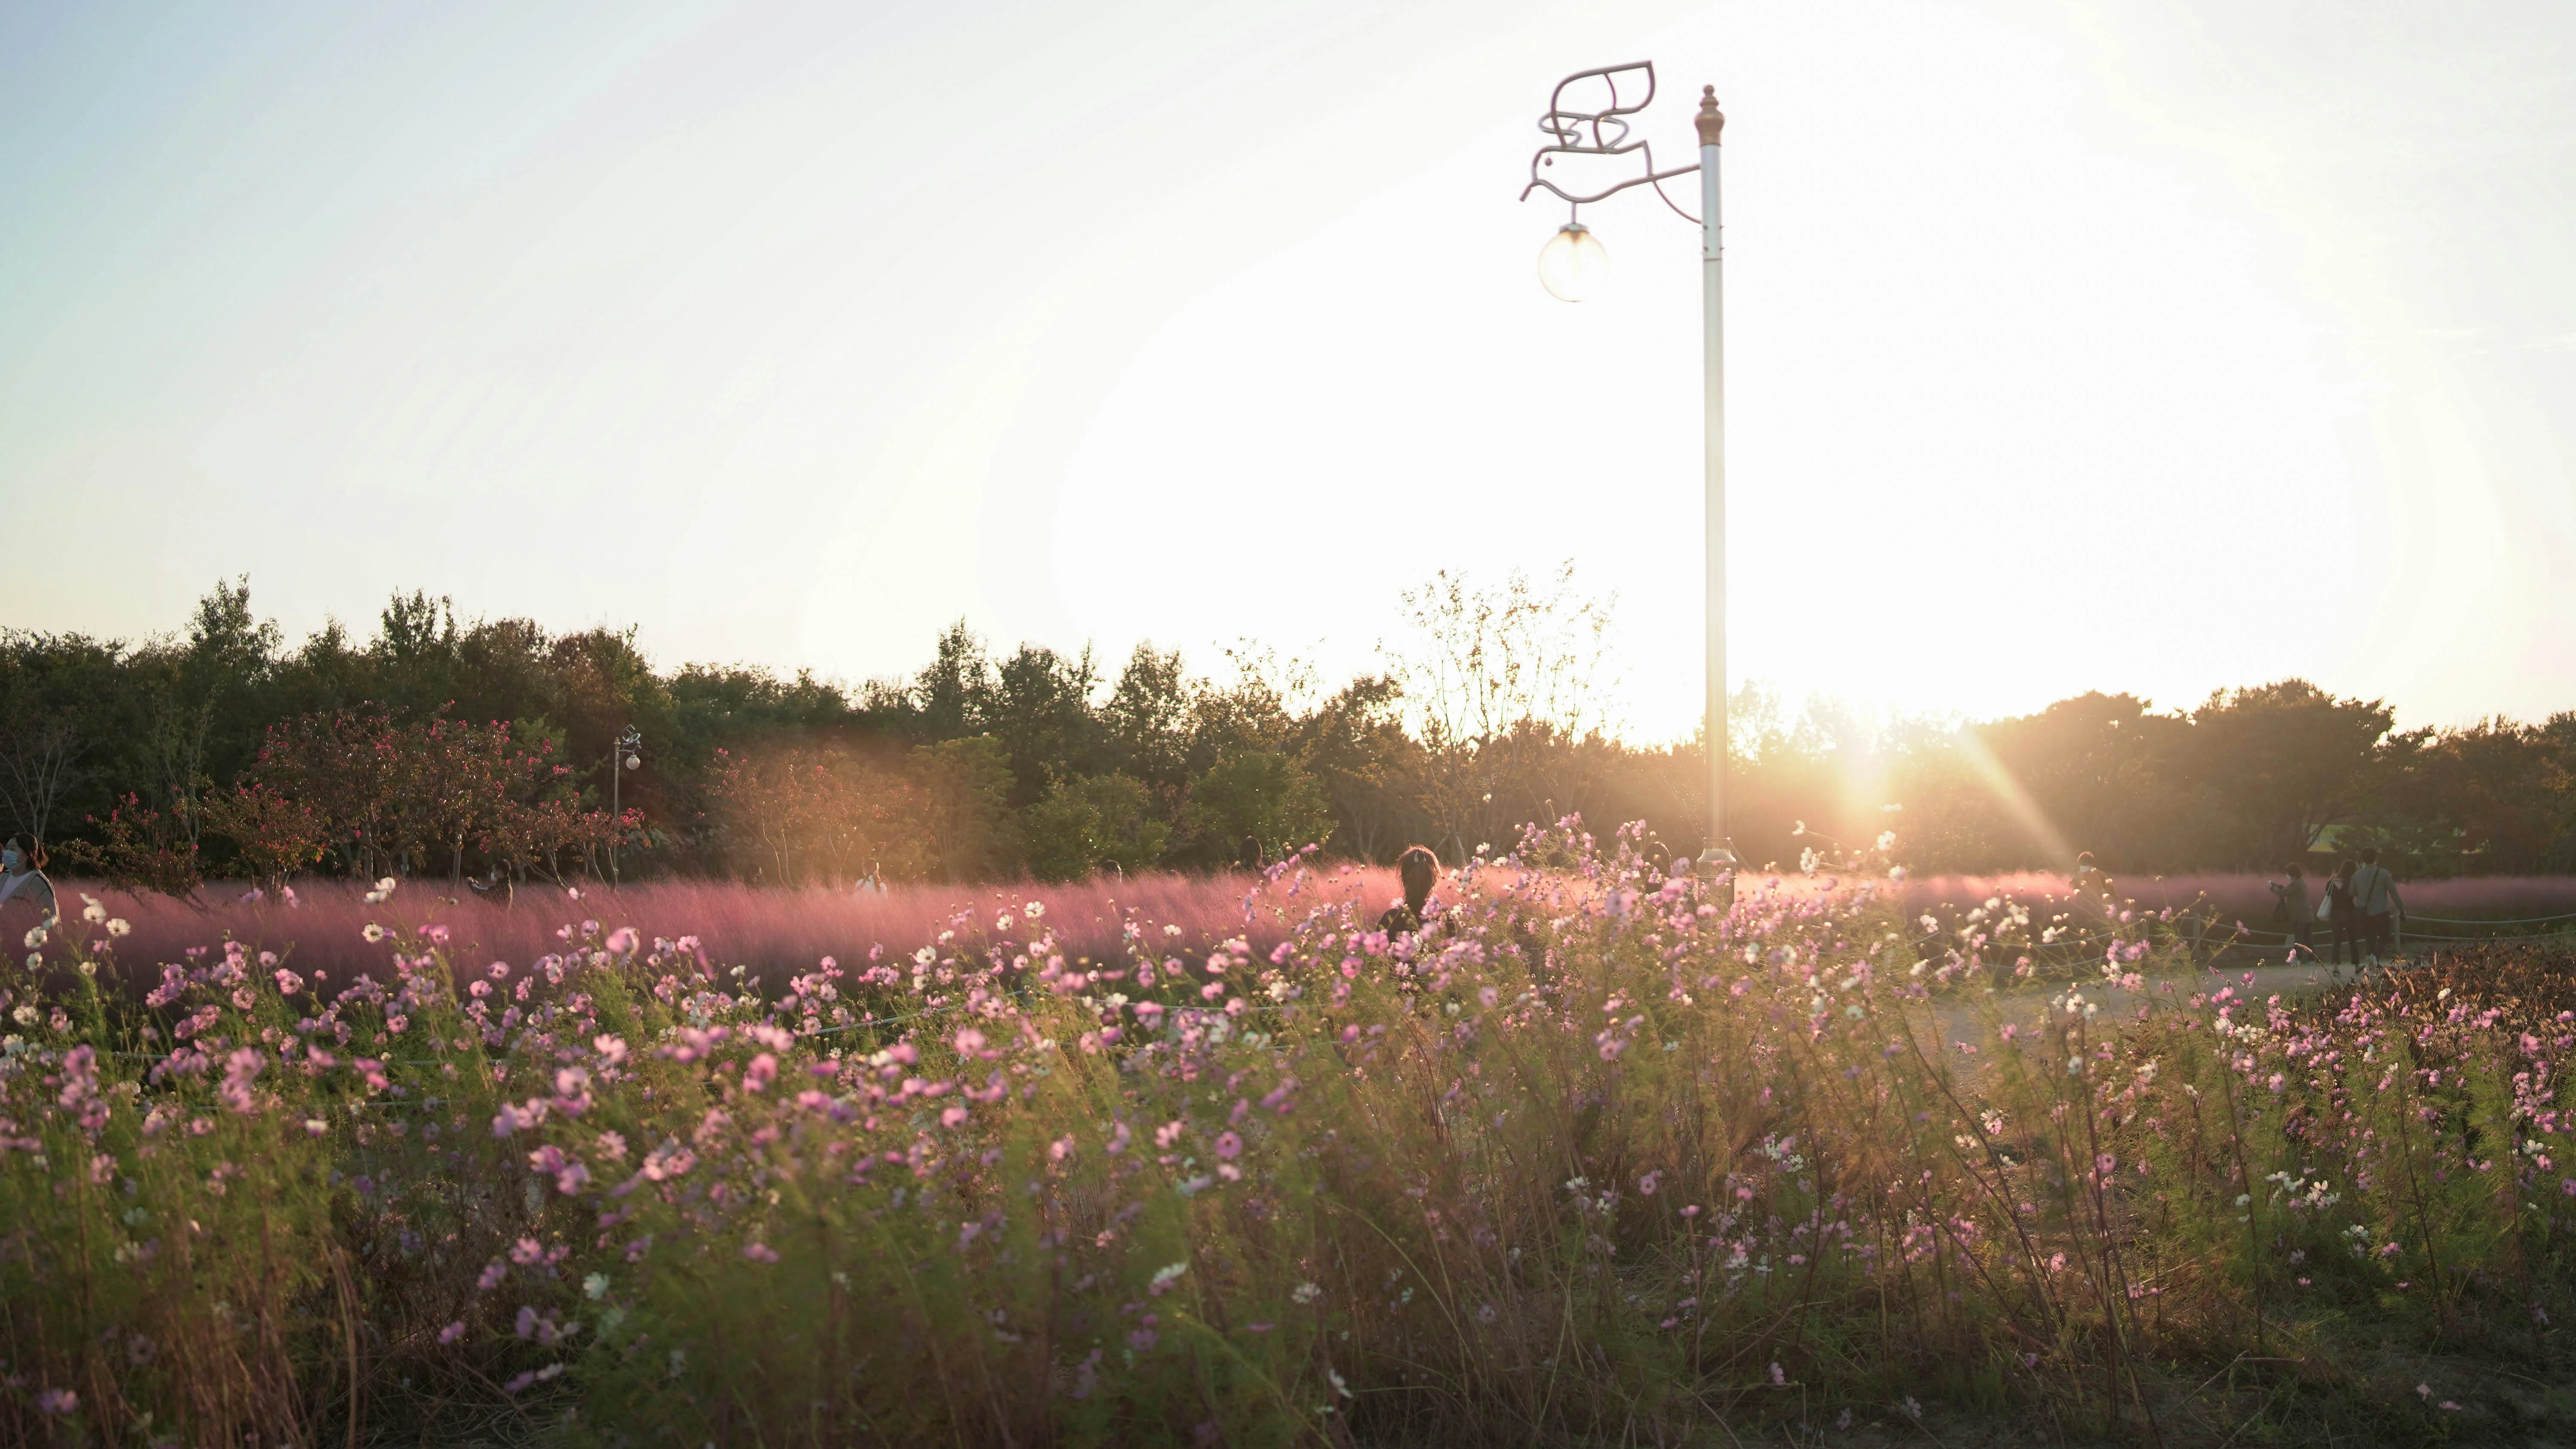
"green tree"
1183,749,1334,866
910,621,993,742
132,578,287,864
985,643,1100,807
2179,680,2412,868
910,737,1019,881
1024,772,1170,882
0,632,136,846
1103,644,1193,796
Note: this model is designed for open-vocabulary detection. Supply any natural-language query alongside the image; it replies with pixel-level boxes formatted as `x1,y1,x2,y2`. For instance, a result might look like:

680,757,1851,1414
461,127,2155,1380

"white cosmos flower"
362,924,386,943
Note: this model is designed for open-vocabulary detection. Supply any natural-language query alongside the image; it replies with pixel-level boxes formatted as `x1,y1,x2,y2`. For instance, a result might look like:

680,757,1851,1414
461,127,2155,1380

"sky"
2,0,2570,741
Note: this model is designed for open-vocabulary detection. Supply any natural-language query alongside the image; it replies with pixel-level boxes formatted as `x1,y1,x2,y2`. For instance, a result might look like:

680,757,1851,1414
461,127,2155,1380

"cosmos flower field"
9,828,2576,1445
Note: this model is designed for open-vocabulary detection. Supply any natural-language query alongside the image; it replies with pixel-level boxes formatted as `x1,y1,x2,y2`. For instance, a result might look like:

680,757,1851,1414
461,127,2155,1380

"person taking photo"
0,833,57,925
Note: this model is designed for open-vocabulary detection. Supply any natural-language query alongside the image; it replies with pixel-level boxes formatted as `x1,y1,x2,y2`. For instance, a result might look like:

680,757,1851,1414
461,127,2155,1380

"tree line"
3,575,2570,895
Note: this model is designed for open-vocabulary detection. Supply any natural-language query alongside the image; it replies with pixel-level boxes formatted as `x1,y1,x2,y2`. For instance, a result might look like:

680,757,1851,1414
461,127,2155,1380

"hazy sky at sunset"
4,0,2570,739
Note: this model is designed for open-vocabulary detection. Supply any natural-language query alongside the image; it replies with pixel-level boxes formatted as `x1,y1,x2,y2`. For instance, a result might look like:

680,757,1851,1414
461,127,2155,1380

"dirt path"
1930,949,2397,1051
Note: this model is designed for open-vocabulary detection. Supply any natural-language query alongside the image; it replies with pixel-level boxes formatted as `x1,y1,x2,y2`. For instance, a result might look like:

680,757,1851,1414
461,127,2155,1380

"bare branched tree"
1384,562,1619,861
0,712,87,846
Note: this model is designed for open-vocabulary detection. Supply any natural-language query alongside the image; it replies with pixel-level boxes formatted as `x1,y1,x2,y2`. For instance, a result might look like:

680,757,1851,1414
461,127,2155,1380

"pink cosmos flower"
439,1321,467,1344
744,1242,780,1263
219,1048,264,1114
1213,1131,1243,1160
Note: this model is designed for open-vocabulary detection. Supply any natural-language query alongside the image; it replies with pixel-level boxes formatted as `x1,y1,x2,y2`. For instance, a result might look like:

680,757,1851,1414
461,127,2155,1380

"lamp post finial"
1695,85,1724,146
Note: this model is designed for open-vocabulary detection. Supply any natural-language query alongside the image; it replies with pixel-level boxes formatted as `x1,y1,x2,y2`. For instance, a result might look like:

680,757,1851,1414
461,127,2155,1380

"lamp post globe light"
1521,63,1738,895
1536,221,1610,303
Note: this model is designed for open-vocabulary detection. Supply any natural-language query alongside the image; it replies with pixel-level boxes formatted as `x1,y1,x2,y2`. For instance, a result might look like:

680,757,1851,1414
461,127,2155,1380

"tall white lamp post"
1522,63,1738,887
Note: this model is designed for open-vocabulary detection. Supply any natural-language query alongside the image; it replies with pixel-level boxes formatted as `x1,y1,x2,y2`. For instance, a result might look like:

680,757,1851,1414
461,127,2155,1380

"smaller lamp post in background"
611,727,642,887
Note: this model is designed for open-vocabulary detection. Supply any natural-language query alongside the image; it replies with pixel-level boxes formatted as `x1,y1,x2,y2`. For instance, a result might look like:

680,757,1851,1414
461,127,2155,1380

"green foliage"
910,735,1020,881
5,579,2572,887
1182,749,1333,863
702,744,932,886
57,791,204,899
1024,772,1171,882
0,632,138,846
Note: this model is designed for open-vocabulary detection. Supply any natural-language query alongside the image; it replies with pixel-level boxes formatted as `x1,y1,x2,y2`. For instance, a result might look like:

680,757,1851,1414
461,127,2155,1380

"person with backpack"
2269,862,2315,961
2350,848,2405,967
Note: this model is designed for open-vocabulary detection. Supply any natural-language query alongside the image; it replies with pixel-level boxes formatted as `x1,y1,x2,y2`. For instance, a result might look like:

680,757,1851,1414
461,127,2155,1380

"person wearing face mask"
0,833,56,922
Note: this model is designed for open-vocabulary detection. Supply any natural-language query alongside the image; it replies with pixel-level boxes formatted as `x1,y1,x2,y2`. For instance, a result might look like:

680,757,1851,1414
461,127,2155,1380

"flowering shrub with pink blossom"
3,831,2574,1442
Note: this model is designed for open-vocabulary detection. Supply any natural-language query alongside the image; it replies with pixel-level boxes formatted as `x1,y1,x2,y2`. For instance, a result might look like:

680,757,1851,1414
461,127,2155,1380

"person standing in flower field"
2321,859,2361,969
2269,862,2315,961
0,833,56,925
1376,845,1440,936
2071,851,2111,901
2350,847,2405,967
2069,850,2117,931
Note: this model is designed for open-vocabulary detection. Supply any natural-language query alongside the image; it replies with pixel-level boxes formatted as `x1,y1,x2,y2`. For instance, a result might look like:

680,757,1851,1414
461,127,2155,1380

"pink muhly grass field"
42,865,1422,984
